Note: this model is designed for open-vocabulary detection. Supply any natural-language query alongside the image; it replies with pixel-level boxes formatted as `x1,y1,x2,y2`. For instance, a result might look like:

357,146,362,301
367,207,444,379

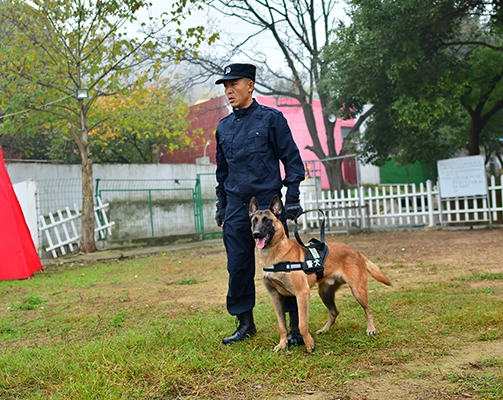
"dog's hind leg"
316,281,341,335
348,283,376,335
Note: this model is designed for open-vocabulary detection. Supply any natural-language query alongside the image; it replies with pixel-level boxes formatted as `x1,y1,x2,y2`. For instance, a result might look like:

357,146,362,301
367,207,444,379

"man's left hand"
285,196,303,220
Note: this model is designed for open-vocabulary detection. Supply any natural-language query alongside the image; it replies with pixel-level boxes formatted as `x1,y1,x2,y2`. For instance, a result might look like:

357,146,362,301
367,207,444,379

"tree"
324,0,503,170
461,41,503,155
481,109,503,170
173,0,351,192
38,78,202,164
0,0,215,253
89,79,202,163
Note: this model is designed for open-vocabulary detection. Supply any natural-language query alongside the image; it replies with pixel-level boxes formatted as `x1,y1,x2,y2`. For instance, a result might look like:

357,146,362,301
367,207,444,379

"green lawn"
1,233,502,399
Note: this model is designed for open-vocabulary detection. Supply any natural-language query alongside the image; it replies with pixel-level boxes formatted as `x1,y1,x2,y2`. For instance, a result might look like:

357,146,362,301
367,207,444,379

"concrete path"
41,238,224,267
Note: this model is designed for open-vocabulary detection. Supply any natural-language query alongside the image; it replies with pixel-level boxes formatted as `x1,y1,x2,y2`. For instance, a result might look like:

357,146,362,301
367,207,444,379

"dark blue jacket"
215,99,305,207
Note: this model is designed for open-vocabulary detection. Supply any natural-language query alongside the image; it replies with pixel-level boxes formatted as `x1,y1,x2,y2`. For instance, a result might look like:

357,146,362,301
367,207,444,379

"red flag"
0,148,43,280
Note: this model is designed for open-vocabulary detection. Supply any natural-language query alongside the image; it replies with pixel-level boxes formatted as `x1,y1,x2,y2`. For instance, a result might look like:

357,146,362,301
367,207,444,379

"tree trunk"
300,99,347,192
79,104,96,253
467,117,481,156
81,154,96,253
324,158,345,193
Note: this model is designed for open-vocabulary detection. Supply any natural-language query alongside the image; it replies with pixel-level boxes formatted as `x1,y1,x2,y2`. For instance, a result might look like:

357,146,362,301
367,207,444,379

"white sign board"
437,155,487,198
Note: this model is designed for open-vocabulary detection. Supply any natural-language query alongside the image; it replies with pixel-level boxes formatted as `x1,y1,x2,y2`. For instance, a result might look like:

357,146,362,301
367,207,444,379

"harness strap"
262,241,328,281
305,241,326,280
263,262,303,273
262,209,328,281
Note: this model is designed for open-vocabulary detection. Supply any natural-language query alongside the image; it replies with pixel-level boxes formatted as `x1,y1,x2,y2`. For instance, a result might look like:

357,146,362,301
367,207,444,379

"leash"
292,209,326,248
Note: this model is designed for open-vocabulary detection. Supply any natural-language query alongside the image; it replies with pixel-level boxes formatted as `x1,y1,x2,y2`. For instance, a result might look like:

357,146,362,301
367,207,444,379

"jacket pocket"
247,129,270,176
218,134,234,160
248,129,269,154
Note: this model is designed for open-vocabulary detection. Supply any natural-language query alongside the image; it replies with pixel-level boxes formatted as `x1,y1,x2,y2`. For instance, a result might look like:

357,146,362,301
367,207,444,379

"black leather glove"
215,202,226,227
285,195,303,220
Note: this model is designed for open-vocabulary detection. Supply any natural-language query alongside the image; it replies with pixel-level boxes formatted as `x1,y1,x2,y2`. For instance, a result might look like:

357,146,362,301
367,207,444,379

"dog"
249,195,392,352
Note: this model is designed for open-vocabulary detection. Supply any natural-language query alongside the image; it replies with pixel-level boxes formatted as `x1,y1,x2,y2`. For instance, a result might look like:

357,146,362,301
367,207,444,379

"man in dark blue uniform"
214,63,306,345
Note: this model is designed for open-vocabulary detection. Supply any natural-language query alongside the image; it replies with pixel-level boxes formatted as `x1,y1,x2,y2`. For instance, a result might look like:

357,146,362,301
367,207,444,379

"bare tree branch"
442,40,503,52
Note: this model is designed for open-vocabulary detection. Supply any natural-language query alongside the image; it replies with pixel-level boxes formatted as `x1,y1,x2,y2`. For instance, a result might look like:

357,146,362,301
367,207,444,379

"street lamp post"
203,140,211,159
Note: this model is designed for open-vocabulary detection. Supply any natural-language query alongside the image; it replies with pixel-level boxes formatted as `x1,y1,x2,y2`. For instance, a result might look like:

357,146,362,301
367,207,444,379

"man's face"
223,78,254,109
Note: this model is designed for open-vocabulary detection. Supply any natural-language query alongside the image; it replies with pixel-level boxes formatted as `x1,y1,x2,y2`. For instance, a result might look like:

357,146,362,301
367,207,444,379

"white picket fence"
300,176,503,233
39,197,115,258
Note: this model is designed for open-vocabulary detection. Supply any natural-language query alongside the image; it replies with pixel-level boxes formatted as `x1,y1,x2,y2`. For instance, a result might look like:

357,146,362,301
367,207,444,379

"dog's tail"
364,257,392,286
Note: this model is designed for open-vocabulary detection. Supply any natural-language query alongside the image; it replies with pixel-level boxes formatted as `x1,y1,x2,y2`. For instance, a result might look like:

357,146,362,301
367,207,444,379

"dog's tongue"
256,237,266,249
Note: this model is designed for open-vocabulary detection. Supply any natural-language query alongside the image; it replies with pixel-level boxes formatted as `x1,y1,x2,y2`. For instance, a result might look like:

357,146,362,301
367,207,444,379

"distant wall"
359,163,381,185
380,160,436,185
6,163,216,186
13,180,38,249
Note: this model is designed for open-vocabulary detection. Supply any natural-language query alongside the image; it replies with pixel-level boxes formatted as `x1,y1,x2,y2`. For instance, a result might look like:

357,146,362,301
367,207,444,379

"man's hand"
215,202,226,227
285,196,303,220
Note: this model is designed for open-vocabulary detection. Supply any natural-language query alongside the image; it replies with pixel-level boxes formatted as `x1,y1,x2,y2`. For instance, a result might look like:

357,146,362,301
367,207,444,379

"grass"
453,271,503,281
0,244,502,399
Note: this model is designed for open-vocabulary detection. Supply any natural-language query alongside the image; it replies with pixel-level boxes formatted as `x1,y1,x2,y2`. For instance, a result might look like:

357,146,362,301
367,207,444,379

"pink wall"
256,96,355,189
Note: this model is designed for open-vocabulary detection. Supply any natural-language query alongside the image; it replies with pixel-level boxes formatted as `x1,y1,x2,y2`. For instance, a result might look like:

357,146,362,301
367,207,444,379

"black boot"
287,310,304,347
222,310,257,345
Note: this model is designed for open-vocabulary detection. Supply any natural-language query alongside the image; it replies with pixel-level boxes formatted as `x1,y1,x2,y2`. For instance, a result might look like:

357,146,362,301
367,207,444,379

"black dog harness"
263,210,329,281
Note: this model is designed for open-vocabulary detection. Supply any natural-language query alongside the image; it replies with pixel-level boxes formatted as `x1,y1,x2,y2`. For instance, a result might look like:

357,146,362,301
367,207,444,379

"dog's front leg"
268,291,288,352
296,292,315,352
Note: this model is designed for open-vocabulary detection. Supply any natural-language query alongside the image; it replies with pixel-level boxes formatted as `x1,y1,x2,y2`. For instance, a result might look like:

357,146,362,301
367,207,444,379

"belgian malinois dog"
249,195,392,352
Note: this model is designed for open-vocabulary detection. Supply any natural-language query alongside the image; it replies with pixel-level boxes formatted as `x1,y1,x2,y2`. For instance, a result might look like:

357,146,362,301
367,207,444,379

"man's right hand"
285,196,303,220
215,202,226,227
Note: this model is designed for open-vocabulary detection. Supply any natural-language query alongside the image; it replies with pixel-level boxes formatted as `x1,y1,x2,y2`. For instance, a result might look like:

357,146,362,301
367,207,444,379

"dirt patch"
341,339,502,400
280,228,503,400
186,228,503,400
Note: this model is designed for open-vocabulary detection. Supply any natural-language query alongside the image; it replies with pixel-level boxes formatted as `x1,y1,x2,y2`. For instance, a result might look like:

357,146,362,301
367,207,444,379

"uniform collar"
233,98,258,117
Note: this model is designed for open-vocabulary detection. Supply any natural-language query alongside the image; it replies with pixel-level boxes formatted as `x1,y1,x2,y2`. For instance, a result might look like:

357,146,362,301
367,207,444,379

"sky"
138,1,284,64
133,1,351,102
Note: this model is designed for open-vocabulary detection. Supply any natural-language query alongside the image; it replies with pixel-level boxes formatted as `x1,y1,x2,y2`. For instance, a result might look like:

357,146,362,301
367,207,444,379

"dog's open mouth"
255,234,270,249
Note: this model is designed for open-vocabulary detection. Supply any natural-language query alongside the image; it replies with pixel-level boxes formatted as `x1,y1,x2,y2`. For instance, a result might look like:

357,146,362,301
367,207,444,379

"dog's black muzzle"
252,230,264,239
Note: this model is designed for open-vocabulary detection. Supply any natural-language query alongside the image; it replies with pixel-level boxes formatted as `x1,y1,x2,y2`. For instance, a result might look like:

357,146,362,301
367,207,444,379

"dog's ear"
269,195,282,217
249,197,260,217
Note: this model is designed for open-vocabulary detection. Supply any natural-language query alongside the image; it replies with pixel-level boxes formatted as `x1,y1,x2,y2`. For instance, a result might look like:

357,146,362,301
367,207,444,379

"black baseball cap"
215,63,256,84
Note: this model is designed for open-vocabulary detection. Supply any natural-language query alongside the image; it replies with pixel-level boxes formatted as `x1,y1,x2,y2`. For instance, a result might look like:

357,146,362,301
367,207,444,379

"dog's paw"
316,328,328,335
274,343,287,352
366,329,376,336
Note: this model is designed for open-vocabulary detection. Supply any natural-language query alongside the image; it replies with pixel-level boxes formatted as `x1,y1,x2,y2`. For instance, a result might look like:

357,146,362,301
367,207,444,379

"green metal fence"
194,173,221,239
34,174,221,250
95,176,221,242
95,179,197,240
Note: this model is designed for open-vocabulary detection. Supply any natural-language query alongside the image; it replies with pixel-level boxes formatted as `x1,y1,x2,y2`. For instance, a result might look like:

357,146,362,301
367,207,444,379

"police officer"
214,63,306,345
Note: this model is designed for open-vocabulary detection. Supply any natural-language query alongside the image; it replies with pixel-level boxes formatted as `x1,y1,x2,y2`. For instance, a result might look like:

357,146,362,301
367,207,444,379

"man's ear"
248,79,255,93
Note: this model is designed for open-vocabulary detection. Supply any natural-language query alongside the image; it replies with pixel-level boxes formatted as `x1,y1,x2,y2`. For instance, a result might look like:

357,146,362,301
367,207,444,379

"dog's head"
249,195,284,249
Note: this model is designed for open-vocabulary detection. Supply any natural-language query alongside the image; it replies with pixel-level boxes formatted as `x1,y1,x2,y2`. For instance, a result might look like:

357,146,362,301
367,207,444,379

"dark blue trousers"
223,201,297,316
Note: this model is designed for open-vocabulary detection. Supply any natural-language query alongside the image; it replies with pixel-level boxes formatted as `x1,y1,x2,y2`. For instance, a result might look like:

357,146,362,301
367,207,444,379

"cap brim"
215,75,248,84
